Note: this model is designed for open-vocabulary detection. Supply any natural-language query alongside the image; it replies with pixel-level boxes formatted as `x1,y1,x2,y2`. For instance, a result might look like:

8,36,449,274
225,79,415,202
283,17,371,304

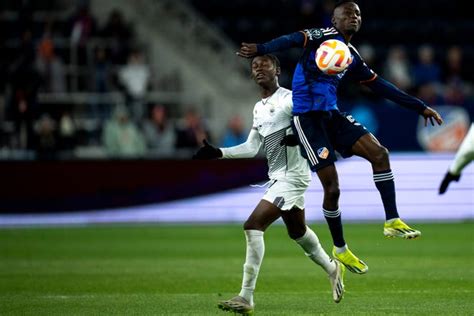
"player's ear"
276,66,281,76
331,15,336,26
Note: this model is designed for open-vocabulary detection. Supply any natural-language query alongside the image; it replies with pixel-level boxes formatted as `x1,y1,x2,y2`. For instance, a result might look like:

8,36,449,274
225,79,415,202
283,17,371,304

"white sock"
450,123,474,175
295,226,336,275
385,217,399,224
335,244,348,254
238,230,264,306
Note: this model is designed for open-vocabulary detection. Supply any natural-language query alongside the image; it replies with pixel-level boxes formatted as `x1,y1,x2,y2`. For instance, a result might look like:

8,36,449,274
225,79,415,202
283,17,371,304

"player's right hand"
192,139,223,160
422,106,443,127
237,43,258,58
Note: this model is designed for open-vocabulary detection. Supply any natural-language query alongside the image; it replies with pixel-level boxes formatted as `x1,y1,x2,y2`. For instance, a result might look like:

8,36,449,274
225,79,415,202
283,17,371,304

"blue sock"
373,169,399,220
323,208,345,247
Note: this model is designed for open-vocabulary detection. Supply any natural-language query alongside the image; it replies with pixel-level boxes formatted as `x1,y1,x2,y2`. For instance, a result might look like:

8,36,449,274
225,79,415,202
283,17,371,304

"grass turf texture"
0,222,473,315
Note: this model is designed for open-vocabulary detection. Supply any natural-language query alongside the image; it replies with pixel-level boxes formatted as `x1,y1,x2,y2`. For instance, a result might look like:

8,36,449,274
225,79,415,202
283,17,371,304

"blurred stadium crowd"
0,0,472,160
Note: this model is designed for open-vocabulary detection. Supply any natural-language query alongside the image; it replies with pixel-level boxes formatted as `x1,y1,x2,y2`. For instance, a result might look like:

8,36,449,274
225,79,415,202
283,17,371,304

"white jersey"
220,87,311,185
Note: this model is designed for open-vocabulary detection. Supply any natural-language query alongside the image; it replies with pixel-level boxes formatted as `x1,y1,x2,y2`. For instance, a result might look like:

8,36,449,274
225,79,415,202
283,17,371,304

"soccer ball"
315,39,352,75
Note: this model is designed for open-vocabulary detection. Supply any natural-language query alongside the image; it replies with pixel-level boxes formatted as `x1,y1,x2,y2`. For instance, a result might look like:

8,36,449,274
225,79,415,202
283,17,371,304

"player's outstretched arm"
192,139,223,160
237,32,305,58
365,77,443,126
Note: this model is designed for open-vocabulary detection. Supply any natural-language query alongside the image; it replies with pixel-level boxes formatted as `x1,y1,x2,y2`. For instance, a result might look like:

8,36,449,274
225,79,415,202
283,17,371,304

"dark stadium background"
0,0,472,212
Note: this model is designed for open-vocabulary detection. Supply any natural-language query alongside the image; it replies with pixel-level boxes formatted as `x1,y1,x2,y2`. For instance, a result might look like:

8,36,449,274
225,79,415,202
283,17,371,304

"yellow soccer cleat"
383,218,421,239
218,296,254,315
332,246,368,274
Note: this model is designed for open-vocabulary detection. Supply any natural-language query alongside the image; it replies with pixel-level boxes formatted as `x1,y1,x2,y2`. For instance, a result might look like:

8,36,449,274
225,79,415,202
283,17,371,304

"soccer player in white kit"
193,54,345,315
439,123,474,194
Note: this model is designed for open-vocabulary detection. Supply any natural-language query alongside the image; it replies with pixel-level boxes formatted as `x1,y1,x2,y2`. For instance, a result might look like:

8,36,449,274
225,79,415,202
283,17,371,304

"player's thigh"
245,199,281,231
351,133,386,161
331,112,370,158
292,112,337,172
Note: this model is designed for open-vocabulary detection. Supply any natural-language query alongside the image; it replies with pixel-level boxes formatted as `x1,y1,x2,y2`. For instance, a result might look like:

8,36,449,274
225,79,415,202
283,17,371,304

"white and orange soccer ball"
315,39,353,75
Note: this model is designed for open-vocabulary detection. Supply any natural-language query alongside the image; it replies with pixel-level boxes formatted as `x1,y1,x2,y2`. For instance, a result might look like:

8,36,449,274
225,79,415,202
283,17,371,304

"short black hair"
334,0,357,10
251,54,280,69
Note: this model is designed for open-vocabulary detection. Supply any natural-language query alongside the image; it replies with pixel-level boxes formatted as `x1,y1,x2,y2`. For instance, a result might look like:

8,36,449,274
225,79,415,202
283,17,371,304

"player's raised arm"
363,76,443,126
237,32,306,58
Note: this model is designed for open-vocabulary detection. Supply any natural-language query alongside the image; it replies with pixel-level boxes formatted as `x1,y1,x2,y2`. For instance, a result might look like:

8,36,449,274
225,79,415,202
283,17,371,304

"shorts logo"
273,196,285,209
346,115,355,123
317,147,329,159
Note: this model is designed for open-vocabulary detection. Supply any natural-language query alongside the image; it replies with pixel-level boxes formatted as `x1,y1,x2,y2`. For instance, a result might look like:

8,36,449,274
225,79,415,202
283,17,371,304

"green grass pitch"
1,222,473,315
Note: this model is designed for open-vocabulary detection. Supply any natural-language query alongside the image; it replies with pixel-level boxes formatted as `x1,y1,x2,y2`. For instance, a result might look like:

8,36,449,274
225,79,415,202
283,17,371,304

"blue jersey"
292,27,376,114
257,27,427,115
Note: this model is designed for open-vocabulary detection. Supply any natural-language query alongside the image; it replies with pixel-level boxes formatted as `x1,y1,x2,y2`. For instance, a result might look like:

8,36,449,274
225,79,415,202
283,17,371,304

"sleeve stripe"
300,31,308,47
360,73,378,84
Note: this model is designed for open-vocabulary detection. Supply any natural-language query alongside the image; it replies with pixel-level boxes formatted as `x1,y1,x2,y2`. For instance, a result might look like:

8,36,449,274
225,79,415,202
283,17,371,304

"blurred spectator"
69,1,97,64
443,46,465,83
176,107,211,150
443,80,467,106
383,46,412,91
221,114,247,147
102,105,146,158
412,44,441,87
117,50,151,123
36,20,66,93
99,9,134,64
358,43,376,68
7,30,42,150
91,46,113,122
143,104,176,157
93,46,111,93
417,83,444,106
58,111,76,151
34,113,57,160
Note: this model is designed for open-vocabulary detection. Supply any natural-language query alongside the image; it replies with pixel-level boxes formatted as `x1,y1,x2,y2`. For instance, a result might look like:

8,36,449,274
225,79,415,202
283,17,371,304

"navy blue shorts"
292,110,368,171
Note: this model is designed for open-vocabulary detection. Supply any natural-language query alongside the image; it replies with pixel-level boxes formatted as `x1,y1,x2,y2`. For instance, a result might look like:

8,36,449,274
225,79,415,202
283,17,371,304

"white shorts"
262,179,308,211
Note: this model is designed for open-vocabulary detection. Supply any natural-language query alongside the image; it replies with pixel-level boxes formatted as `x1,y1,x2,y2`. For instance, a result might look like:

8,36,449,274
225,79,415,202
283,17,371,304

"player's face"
251,56,280,86
332,2,362,35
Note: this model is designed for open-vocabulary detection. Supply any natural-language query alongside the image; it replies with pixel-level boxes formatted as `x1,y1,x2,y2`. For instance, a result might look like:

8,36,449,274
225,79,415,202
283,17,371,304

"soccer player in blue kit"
238,0,443,274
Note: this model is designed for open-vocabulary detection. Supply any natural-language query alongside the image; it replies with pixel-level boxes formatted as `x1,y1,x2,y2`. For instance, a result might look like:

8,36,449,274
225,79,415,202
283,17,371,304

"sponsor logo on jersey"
317,147,329,159
305,28,323,40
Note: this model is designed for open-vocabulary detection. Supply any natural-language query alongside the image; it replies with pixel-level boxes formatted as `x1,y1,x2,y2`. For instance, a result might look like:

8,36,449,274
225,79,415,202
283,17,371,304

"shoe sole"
217,303,254,315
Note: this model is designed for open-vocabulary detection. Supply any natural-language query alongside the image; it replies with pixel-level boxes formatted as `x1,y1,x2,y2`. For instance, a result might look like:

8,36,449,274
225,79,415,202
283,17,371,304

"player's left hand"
422,106,443,127
237,42,258,58
192,139,223,160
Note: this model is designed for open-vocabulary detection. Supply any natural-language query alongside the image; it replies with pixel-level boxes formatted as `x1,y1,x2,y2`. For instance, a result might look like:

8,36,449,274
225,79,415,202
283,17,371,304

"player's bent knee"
373,146,390,165
324,186,340,202
287,225,306,240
